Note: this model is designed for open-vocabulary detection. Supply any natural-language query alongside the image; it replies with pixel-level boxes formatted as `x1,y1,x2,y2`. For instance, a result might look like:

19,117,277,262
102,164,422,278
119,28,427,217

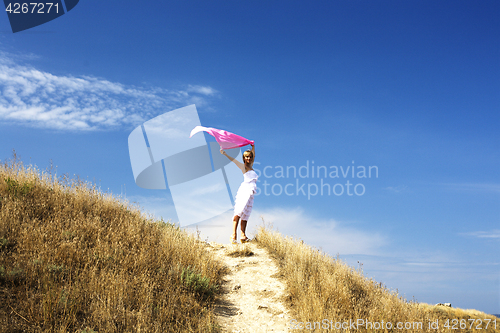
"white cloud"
253,206,386,255
441,183,500,193
403,262,445,267
461,230,500,239
187,85,218,96
384,185,409,193
0,53,218,131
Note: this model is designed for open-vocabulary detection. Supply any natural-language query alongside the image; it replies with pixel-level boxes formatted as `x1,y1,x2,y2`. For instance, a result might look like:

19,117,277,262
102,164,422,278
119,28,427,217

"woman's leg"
240,220,248,240
232,215,240,240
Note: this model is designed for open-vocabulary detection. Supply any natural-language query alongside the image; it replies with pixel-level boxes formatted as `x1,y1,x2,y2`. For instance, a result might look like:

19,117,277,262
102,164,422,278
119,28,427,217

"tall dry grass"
0,155,225,332
256,226,499,332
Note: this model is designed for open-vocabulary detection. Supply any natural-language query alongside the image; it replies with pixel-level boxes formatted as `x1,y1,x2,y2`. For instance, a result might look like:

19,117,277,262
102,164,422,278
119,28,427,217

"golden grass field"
1,154,498,332
255,227,499,332
0,156,225,332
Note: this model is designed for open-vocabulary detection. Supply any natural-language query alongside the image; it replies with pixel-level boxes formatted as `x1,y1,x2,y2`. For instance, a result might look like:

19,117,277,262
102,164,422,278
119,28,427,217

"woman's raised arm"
221,148,245,172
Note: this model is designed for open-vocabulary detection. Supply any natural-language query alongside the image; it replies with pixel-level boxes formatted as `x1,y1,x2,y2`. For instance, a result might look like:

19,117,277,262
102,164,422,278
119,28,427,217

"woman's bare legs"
232,215,240,241
232,215,249,242
240,220,248,240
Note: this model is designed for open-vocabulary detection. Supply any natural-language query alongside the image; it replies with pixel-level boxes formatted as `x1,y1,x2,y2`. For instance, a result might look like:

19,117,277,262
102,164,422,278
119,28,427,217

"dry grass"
226,245,254,257
0,155,225,332
256,226,499,332
3,153,497,333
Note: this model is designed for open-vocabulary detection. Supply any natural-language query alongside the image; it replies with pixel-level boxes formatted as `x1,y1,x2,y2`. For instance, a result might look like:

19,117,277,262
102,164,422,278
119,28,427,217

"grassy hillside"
0,157,225,332
256,227,499,333
2,155,497,332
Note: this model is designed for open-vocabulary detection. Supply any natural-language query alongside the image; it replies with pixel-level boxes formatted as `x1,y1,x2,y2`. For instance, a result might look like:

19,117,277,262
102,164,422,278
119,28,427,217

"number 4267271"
5,3,59,14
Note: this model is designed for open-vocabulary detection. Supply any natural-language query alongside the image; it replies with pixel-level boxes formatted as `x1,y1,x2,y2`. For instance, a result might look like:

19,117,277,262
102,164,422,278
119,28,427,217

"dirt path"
206,241,291,333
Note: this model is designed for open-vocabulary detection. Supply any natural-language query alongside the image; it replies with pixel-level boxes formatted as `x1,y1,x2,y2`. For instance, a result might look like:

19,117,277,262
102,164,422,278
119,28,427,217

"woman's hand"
220,148,225,154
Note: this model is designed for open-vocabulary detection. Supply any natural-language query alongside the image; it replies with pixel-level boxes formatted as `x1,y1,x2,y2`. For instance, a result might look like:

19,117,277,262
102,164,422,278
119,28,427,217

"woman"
221,144,257,244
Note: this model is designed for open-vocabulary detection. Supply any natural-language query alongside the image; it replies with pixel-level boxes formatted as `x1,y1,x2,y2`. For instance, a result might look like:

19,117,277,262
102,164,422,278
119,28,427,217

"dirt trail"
205,241,291,333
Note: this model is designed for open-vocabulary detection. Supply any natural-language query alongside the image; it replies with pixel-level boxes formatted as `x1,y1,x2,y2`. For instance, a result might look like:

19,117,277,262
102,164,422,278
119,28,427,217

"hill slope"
254,227,499,332
1,157,497,333
0,158,225,332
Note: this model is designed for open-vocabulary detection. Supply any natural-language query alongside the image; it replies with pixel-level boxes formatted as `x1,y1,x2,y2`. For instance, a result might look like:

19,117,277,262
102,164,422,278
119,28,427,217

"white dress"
234,170,258,220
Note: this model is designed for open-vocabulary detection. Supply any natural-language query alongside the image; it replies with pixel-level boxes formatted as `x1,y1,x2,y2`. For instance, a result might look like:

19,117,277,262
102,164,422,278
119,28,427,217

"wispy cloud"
0,52,217,131
187,85,218,96
255,206,386,255
384,185,409,193
440,183,500,194
461,230,500,239
403,262,446,267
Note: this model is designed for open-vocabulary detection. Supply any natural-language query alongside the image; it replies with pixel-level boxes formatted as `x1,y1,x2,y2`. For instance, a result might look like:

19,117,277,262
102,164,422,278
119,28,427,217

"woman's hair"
243,149,254,165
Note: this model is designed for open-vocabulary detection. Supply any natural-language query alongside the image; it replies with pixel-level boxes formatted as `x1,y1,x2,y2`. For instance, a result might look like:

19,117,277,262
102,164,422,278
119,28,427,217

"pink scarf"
190,126,254,149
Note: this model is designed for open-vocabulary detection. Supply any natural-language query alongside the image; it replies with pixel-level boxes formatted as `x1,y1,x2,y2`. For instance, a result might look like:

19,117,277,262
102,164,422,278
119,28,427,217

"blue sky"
1,1,499,314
